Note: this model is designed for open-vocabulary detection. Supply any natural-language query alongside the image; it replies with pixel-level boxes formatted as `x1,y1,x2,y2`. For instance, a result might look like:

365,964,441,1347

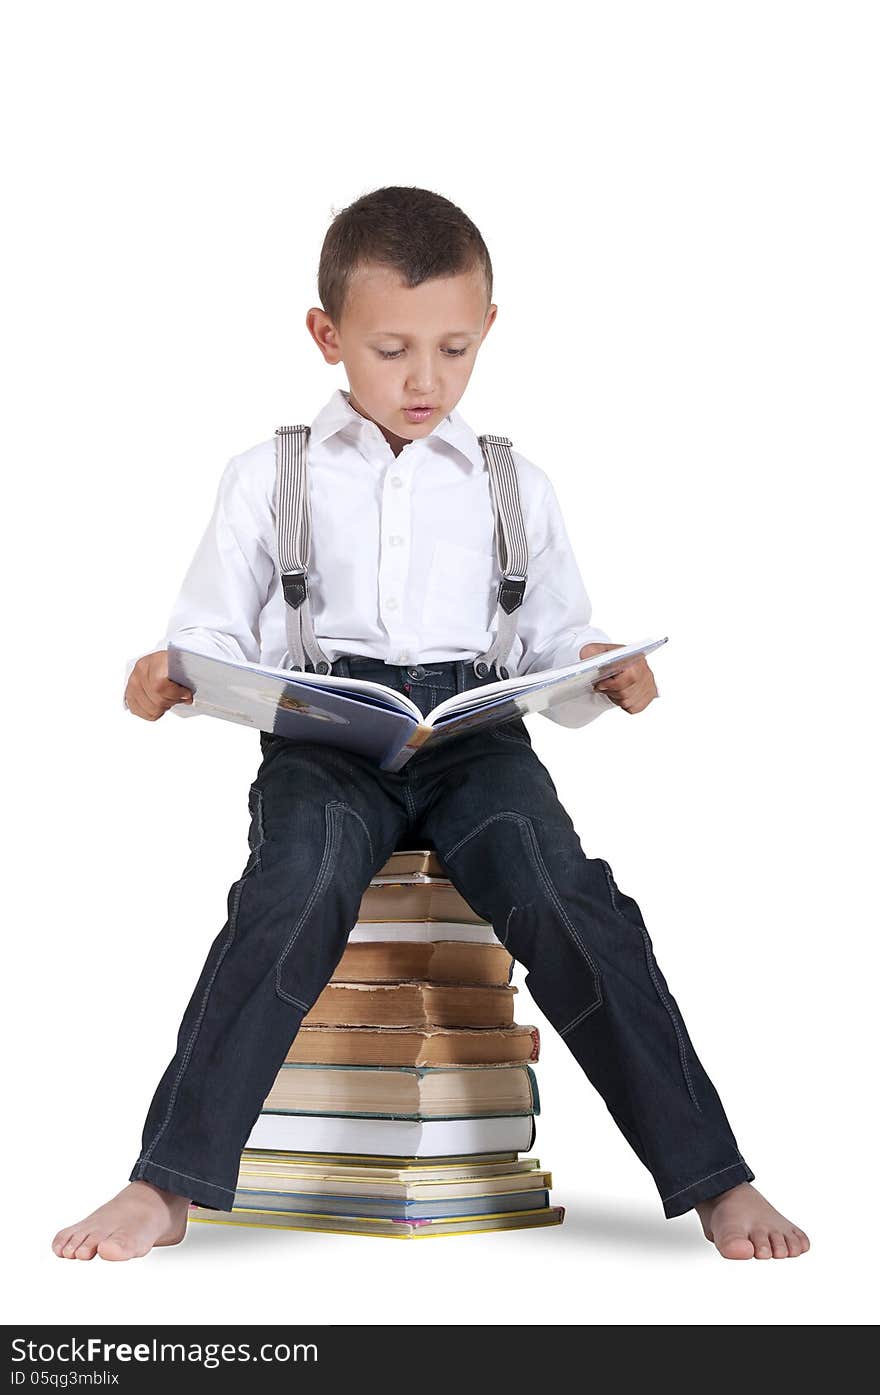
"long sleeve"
516,472,617,730
122,454,275,714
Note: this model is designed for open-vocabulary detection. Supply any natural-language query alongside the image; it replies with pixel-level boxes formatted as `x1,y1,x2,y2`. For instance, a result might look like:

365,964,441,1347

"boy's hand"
579,642,658,715
125,650,194,721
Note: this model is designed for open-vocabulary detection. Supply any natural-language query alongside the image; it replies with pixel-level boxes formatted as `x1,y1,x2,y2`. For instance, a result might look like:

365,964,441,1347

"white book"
167,636,668,771
245,1112,536,1157
347,921,502,945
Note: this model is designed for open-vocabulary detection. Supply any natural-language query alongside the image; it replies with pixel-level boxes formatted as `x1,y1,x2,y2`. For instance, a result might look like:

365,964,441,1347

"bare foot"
695,1182,810,1260
51,1181,190,1261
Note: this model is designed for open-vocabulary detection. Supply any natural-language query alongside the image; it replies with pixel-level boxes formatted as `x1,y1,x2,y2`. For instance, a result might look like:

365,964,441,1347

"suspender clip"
497,576,526,614
282,570,309,609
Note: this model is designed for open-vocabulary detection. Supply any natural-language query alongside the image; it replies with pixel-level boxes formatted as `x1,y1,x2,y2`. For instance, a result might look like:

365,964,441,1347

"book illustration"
229,680,351,725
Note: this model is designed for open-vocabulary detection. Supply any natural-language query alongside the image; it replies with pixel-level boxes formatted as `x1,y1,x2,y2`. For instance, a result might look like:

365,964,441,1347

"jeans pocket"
274,800,349,1007
489,718,533,748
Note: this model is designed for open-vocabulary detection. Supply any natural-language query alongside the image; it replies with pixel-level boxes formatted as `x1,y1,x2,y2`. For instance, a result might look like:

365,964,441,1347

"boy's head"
306,186,497,452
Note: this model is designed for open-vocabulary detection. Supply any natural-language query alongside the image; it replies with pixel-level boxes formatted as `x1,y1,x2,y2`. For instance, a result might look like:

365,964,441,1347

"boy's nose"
405,362,437,393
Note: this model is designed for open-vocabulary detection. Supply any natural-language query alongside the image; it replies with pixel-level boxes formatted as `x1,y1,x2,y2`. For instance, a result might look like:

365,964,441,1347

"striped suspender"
274,426,332,673
473,434,529,680
273,426,529,680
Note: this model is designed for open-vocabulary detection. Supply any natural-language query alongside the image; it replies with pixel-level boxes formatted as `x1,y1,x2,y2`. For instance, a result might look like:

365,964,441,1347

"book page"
167,644,422,766
421,637,668,745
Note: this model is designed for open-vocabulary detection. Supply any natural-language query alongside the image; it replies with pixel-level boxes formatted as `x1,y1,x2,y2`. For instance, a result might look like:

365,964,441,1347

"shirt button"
386,598,399,611
397,651,410,663
389,534,404,547
390,475,404,489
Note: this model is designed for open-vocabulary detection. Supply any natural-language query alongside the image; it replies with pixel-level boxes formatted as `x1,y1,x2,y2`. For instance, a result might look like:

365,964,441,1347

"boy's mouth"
403,406,435,423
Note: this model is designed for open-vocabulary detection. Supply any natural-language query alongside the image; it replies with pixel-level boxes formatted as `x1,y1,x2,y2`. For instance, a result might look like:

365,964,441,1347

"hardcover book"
285,1024,540,1067
188,1203,565,1238
167,636,667,770
331,939,513,985
261,1062,539,1118
302,981,516,1030
245,1111,537,1156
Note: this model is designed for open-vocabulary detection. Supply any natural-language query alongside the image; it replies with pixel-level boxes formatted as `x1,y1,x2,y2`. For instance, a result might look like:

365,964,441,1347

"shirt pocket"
422,540,497,632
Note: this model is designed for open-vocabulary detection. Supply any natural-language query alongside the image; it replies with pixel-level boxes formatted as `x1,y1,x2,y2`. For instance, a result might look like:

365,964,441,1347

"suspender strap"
274,424,528,683
274,425,332,674
472,434,529,680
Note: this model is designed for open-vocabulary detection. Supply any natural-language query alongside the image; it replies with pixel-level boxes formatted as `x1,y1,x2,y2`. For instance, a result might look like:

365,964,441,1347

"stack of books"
189,849,564,1238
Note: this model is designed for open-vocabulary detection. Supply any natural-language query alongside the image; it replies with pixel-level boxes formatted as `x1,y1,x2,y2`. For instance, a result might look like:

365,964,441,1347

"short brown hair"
318,186,493,327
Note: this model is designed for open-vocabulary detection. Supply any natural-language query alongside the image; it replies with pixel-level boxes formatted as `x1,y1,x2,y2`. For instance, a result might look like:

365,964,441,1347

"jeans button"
407,665,426,680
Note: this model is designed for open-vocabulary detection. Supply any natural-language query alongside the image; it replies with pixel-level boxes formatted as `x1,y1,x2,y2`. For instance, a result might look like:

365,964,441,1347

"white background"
4,0,877,1326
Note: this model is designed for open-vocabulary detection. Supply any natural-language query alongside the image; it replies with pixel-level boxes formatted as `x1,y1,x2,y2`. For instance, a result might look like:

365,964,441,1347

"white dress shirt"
124,387,616,728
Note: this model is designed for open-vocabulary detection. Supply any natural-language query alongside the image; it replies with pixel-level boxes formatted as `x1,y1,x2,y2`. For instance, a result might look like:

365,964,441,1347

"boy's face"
307,263,497,453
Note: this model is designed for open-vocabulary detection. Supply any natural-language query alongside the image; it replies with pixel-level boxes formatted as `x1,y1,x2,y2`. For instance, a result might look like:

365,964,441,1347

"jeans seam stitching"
445,811,603,1020
600,859,701,1111
336,802,374,862
284,993,311,1012
517,814,604,1022
275,801,344,1005
491,725,529,747
560,1002,601,1036
139,876,248,1167
661,1161,746,1204
501,905,516,947
134,1161,233,1193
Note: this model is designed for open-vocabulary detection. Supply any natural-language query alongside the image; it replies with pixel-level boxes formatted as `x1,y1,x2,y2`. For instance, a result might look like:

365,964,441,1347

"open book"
166,636,667,772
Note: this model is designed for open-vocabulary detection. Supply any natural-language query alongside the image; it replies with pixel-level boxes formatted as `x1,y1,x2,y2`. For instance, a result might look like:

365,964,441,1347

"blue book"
167,636,667,770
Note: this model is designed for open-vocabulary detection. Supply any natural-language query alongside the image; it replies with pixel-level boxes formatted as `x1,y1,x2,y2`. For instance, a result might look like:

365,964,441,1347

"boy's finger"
128,674,163,721
154,678,192,699
596,667,638,692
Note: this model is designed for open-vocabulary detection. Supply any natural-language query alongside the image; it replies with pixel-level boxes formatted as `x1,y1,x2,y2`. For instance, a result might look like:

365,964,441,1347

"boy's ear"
305,307,343,364
481,303,499,341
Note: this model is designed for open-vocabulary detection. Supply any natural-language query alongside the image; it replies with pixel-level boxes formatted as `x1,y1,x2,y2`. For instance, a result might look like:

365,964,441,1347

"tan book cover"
303,981,516,1029
261,1062,537,1117
285,1024,540,1067
373,849,446,879
332,940,512,985
358,883,484,924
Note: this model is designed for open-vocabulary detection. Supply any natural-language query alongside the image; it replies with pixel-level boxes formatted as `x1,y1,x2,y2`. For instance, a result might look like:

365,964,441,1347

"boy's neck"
345,390,415,458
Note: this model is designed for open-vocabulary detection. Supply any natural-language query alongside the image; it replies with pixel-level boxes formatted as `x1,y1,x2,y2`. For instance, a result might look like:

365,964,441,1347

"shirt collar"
309,387,485,472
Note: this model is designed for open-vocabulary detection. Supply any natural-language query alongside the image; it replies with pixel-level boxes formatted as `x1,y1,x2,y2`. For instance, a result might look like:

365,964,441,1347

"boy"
52,186,808,1263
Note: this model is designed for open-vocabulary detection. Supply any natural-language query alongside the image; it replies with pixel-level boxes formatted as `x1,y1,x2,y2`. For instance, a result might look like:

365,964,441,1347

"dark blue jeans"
130,656,754,1218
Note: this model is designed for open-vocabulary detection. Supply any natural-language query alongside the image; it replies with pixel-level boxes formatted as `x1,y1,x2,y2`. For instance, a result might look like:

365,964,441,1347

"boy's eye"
376,348,469,360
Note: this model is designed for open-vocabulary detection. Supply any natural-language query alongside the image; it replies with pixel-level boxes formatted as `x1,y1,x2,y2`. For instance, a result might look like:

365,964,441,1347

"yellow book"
189,1203,565,1239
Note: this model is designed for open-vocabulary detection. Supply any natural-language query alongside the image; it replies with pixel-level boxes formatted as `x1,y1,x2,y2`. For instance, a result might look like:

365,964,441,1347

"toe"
73,1233,101,1260
789,1226,810,1256
97,1230,142,1262
715,1228,755,1260
752,1229,772,1259
52,1228,75,1256
769,1230,789,1258
61,1231,88,1259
